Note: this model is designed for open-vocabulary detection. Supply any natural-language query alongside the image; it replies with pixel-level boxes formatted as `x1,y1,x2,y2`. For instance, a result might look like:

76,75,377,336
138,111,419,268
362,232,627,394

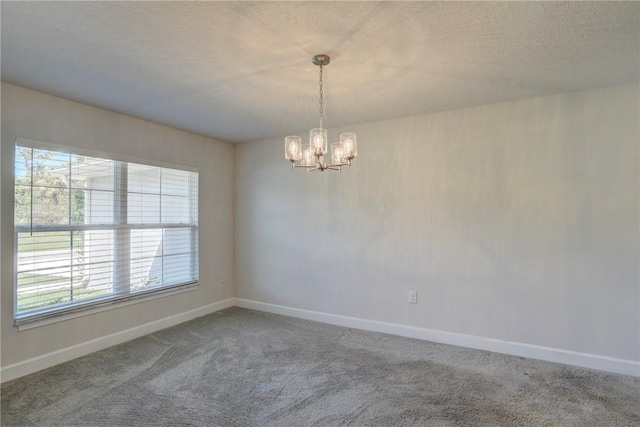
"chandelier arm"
292,164,320,172
326,162,347,168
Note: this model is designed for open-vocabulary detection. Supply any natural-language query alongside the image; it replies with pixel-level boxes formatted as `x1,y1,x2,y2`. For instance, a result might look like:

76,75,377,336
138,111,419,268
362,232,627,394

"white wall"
235,83,639,364
1,83,234,368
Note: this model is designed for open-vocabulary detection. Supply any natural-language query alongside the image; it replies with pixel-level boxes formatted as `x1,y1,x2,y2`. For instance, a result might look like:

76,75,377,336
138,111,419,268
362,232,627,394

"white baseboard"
0,298,235,383
3,297,638,382
235,298,640,378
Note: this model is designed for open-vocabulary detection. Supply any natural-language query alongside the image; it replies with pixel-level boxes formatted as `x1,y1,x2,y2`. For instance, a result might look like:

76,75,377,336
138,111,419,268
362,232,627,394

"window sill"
15,283,199,331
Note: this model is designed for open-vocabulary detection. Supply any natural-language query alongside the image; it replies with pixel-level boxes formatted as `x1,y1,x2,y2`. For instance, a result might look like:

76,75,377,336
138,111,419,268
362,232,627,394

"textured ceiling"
2,1,639,143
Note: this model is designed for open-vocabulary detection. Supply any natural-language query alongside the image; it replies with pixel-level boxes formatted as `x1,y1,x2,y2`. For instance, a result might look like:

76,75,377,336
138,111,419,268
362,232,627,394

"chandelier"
285,54,358,172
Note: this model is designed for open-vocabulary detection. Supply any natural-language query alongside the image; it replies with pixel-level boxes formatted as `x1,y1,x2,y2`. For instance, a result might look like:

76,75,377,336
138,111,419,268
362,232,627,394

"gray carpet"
1,307,639,426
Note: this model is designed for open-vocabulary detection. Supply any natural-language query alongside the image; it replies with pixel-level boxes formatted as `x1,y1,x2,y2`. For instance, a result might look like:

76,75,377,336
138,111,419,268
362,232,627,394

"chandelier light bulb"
290,143,300,158
331,142,344,164
302,147,314,166
285,136,302,161
310,128,327,155
340,133,358,159
343,139,353,153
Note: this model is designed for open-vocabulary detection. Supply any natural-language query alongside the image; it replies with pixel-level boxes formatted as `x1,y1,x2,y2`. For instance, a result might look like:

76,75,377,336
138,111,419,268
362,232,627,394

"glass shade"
285,136,302,161
300,143,318,167
340,133,357,158
309,128,327,155
331,142,345,165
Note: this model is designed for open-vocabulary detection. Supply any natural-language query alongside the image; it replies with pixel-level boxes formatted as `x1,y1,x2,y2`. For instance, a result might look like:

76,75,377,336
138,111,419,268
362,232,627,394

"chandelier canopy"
285,54,358,172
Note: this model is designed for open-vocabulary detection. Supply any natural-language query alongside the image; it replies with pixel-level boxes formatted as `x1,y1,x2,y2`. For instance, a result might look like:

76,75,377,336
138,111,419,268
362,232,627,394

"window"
14,140,199,324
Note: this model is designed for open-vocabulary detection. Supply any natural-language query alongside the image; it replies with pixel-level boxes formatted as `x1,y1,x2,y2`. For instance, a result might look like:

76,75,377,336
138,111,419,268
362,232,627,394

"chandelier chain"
318,63,323,129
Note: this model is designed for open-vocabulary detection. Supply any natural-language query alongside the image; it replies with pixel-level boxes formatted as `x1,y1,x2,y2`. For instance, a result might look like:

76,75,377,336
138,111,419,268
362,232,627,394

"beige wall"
1,83,234,367
235,83,639,362
2,81,638,372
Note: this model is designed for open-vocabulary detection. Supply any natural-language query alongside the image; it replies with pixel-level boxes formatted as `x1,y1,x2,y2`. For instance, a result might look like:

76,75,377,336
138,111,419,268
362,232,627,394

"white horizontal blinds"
126,163,198,293
14,143,199,321
14,147,117,314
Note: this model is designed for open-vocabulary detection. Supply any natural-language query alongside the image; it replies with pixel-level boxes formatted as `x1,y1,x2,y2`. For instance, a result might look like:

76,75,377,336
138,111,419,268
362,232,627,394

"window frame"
13,138,200,327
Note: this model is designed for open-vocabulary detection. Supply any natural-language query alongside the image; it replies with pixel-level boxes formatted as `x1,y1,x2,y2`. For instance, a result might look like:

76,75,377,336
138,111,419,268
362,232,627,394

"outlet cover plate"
408,291,417,304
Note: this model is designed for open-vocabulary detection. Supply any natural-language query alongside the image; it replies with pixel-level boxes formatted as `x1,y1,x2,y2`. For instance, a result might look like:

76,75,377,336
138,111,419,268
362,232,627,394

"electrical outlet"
220,273,226,284
408,290,418,304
